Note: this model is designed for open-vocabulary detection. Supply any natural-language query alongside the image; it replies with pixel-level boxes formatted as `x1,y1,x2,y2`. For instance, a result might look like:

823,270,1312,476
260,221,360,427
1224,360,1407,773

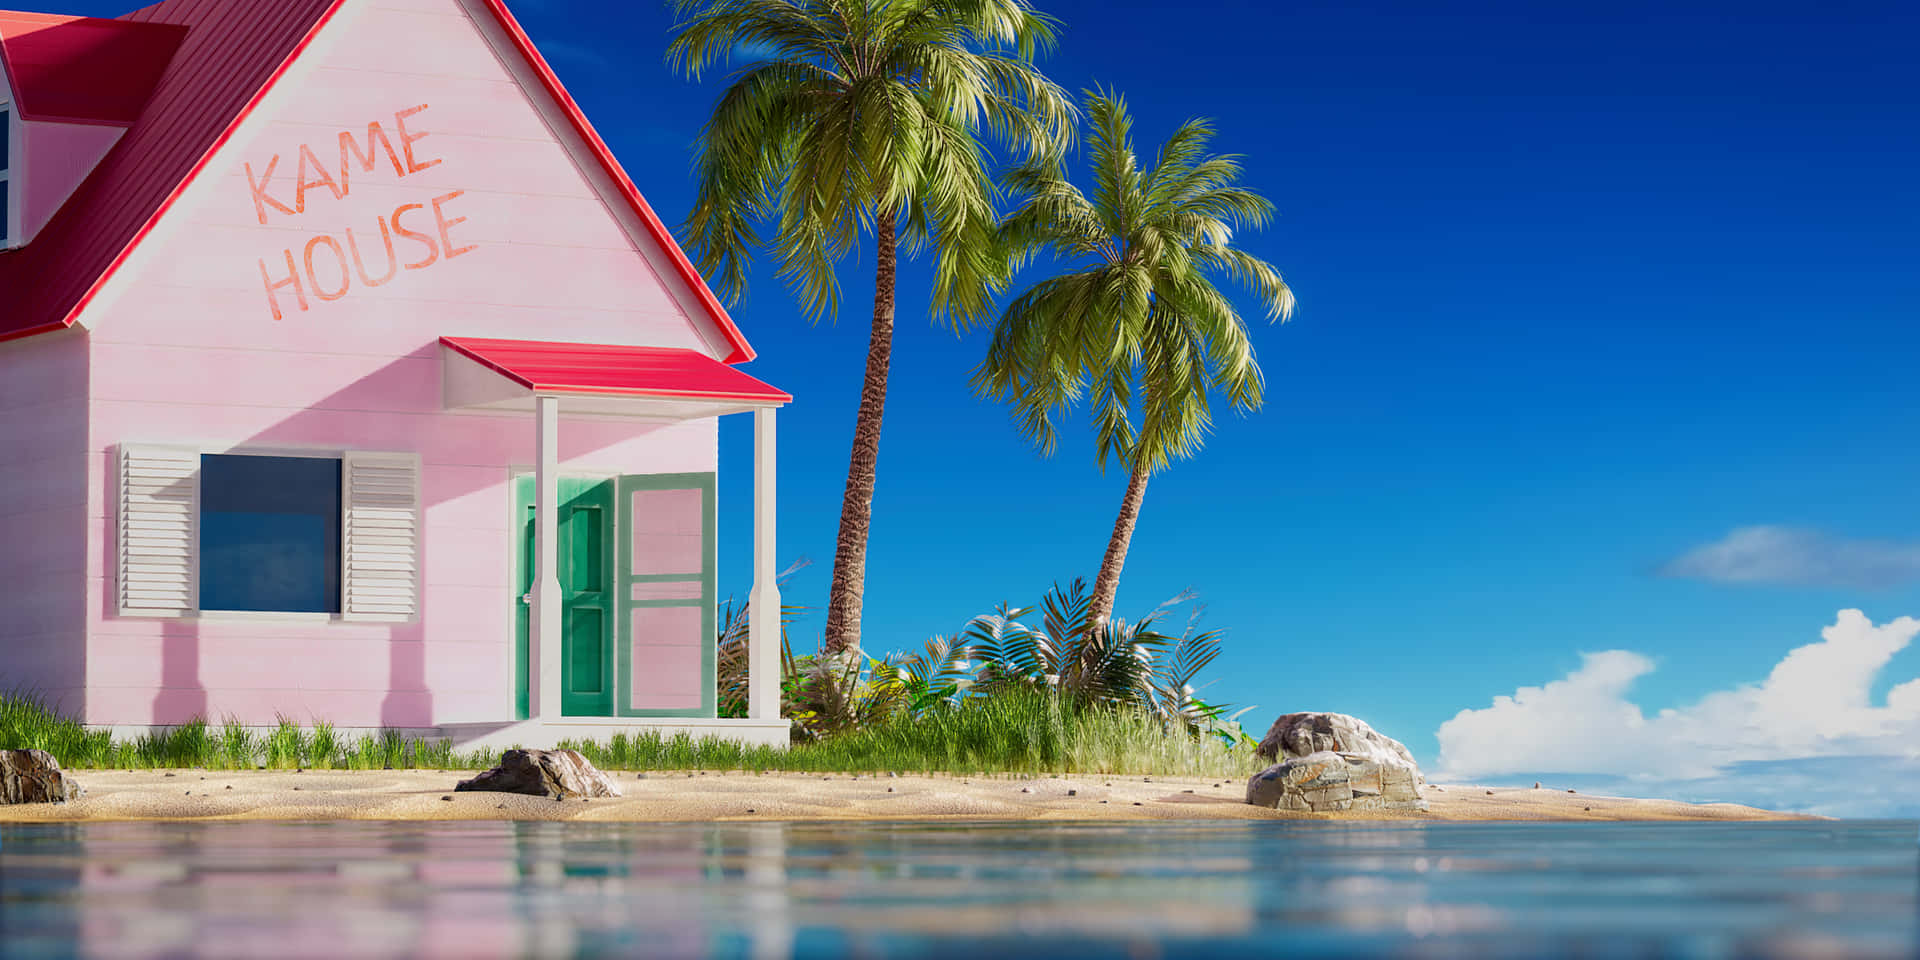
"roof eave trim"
476,0,757,365
9,111,139,127
0,319,74,346
532,384,792,404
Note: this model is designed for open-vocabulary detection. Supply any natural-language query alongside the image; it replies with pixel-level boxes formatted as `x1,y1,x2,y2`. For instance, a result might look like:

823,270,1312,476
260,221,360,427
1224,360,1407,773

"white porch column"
747,407,781,722
532,395,563,720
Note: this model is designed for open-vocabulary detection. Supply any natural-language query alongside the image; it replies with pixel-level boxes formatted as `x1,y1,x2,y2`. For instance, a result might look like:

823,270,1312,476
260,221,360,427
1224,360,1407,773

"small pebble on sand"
1020,787,1033,794
1567,789,1577,794
1486,790,1494,795
1067,790,1077,796
441,796,451,801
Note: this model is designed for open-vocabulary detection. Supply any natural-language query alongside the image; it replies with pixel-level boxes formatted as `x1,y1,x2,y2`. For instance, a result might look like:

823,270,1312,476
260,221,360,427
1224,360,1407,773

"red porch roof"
0,0,757,364
442,337,789,404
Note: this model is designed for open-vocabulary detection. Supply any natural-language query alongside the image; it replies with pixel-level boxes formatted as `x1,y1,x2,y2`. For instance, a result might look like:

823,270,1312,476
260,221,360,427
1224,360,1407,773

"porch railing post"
747,406,782,726
532,394,563,720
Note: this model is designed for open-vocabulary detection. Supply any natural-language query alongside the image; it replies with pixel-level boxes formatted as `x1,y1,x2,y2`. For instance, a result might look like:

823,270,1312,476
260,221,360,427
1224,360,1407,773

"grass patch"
0,689,1253,777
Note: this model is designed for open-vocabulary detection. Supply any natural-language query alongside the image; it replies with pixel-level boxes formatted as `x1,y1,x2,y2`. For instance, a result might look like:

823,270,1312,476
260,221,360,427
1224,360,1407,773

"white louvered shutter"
117,445,199,616
342,452,421,621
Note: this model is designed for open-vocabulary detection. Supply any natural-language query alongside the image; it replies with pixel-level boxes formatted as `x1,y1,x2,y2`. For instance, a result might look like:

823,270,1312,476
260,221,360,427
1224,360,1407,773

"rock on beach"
454,749,622,800
1,749,84,804
1245,712,1428,813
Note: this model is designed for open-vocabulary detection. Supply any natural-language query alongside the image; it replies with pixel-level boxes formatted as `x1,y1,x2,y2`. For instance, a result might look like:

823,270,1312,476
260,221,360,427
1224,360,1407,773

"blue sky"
32,0,1919,812
524,0,1919,812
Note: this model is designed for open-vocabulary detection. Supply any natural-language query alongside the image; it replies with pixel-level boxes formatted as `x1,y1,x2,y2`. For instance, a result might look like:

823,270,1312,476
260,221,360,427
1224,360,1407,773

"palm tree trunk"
821,208,899,656
1086,460,1150,633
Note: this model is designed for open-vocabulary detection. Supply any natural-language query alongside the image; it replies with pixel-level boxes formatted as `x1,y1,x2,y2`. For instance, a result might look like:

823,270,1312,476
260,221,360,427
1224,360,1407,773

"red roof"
0,0,757,365
443,337,789,404
0,11,185,124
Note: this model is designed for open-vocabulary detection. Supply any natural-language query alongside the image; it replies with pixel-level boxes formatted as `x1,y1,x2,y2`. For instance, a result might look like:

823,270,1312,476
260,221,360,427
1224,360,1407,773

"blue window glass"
199,455,341,613
1,108,9,172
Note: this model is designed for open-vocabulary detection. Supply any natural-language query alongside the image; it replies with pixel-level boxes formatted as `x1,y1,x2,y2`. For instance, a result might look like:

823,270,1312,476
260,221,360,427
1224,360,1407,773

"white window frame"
115,443,421,625
0,85,16,250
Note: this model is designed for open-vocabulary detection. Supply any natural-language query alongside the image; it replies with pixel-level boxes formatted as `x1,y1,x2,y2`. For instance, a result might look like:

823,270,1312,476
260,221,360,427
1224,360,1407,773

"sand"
0,769,1810,823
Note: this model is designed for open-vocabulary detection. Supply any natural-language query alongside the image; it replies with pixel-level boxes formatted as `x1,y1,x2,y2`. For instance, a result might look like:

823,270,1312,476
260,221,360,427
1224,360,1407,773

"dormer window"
1,96,12,248
0,12,184,251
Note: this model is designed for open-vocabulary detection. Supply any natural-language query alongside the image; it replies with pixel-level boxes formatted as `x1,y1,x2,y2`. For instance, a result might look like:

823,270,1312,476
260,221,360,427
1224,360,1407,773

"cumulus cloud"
1661,526,1920,589
1434,610,1920,814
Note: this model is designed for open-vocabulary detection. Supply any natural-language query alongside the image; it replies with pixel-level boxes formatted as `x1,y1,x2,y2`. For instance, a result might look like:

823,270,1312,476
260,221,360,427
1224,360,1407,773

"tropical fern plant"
871,632,974,718
714,560,813,719
668,0,1075,657
954,579,1228,733
976,90,1295,632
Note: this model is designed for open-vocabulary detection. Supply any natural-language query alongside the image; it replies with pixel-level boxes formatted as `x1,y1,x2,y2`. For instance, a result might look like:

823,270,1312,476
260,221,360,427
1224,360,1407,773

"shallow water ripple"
0,820,1915,958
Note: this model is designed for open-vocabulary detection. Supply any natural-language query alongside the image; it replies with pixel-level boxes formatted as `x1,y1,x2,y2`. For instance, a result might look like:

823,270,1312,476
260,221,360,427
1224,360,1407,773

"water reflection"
0,821,1913,958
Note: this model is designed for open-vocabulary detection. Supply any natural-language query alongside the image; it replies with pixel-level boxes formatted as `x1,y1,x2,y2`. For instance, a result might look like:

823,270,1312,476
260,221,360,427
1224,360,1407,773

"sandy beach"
0,769,1809,823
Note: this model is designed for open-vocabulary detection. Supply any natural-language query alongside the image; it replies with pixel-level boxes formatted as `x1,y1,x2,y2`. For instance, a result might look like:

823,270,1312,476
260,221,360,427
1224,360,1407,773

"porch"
439,337,791,751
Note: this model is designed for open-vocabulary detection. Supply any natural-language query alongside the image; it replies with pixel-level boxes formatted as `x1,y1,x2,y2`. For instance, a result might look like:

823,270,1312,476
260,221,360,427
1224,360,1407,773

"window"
1,104,10,246
117,445,420,621
199,454,342,613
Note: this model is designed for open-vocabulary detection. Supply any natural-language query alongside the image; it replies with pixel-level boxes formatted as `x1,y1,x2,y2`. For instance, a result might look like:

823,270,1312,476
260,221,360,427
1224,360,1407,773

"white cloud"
1662,526,1920,588
1434,610,1920,815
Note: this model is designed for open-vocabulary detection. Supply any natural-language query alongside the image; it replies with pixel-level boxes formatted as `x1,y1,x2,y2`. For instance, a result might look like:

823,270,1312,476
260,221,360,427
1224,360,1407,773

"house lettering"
247,104,478,320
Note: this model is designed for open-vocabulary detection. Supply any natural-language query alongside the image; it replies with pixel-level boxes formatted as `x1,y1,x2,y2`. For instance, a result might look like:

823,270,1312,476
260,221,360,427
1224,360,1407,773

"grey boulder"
455,749,623,800
1246,712,1427,812
1,749,84,804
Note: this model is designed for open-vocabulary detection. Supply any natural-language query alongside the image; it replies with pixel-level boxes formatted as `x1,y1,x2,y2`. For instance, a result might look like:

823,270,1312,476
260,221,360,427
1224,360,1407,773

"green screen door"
514,476,615,717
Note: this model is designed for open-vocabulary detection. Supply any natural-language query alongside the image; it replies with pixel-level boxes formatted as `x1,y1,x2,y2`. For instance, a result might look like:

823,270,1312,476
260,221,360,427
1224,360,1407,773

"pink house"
0,0,789,748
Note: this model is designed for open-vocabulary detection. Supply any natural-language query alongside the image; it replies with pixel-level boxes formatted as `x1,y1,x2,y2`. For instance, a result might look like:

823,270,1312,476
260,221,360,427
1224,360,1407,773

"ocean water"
0,820,1914,959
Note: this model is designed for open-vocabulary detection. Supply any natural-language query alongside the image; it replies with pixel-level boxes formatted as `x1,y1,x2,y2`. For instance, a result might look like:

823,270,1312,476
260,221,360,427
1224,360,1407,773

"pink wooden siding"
73,0,728,728
0,330,91,715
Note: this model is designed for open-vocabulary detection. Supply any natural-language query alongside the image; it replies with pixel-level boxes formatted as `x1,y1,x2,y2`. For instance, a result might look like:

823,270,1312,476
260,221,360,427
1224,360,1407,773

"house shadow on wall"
108,341,655,729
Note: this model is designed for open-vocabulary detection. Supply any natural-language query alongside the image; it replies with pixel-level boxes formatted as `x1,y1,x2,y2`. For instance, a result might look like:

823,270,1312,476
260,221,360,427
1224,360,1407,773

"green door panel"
513,475,616,718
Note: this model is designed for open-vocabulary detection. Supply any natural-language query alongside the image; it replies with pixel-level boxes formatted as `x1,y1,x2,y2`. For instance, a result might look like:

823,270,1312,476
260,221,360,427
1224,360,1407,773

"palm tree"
975,90,1295,632
668,0,1073,656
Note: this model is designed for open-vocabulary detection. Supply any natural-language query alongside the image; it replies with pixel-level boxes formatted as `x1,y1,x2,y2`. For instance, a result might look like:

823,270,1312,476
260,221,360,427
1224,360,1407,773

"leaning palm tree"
976,90,1295,631
668,0,1074,656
